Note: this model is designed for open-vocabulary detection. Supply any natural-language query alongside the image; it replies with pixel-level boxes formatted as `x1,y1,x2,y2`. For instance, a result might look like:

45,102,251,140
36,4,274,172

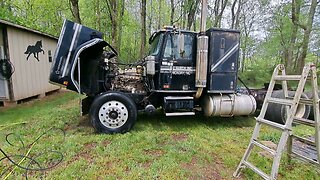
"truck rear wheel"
90,92,137,134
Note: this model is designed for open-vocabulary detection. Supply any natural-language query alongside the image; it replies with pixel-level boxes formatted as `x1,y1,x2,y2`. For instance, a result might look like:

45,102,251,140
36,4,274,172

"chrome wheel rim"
98,101,128,129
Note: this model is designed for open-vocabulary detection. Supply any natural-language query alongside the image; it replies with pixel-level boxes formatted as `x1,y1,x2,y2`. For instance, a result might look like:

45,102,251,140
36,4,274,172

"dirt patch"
67,150,94,165
101,140,111,146
140,161,152,169
78,116,92,127
181,156,221,179
258,141,277,159
144,149,164,157
66,142,98,165
84,142,97,149
103,161,113,168
63,122,77,131
172,133,189,141
63,117,92,132
181,154,244,180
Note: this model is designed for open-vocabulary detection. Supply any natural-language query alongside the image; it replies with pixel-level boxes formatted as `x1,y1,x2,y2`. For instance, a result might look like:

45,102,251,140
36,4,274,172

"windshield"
163,33,194,60
149,33,164,56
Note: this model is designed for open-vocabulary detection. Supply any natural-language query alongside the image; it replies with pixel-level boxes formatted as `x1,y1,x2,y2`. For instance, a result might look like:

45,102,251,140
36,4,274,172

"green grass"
0,91,319,179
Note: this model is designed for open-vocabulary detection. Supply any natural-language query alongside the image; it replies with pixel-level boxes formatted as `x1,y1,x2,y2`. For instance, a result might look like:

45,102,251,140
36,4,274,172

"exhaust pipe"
195,0,208,99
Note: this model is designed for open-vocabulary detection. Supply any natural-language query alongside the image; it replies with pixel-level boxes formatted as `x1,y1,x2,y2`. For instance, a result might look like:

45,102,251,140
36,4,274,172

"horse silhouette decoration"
24,40,44,61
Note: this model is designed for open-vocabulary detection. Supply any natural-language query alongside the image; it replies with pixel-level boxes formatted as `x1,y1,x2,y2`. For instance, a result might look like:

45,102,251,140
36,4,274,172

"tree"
158,0,162,29
295,0,318,73
140,0,147,59
105,0,125,55
185,0,200,30
69,0,81,24
272,0,318,73
212,0,228,28
237,0,261,72
170,0,174,25
231,0,242,29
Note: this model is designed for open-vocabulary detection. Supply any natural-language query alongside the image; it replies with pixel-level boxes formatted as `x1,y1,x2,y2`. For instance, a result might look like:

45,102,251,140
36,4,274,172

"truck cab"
146,27,197,92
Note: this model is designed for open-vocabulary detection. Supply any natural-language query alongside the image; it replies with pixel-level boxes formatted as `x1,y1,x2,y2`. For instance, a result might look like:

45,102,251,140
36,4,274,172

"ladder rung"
252,140,276,156
291,151,319,165
273,75,302,81
287,97,314,105
293,117,315,126
256,117,287,130
243,161,269,180
268,97,293,106
291,134,315,146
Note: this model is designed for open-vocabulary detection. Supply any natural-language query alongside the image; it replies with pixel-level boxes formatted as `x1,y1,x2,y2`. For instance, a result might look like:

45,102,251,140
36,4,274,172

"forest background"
0,0,319,86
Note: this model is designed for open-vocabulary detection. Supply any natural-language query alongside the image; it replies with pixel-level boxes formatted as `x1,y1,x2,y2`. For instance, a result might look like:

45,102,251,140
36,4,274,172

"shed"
0,19,59,105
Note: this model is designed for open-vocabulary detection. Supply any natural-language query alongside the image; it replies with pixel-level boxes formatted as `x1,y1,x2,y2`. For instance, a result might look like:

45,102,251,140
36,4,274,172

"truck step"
164,96,194,100
165,112,195,116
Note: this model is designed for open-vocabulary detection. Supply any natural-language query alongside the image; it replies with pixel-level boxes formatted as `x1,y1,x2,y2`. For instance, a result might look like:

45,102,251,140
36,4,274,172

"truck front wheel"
90,92,137,134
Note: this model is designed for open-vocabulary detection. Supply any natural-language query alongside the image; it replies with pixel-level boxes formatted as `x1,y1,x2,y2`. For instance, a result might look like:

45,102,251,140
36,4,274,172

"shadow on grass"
75,110,256,135
133,110,256,133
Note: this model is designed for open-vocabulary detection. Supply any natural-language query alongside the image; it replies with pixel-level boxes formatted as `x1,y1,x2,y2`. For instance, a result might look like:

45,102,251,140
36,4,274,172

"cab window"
149,33,163,56
163,33,194,60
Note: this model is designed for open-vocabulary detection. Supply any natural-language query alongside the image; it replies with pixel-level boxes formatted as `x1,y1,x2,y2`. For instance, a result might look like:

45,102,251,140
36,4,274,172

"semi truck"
49,2,257,134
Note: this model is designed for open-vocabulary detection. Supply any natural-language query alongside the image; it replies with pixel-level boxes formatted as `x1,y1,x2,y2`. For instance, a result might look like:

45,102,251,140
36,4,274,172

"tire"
89,92,137,134
265,90,310,124
305,91,320,120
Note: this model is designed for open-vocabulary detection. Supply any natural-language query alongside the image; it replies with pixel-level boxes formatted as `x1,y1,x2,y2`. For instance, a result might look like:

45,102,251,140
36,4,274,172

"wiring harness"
0,127,65,179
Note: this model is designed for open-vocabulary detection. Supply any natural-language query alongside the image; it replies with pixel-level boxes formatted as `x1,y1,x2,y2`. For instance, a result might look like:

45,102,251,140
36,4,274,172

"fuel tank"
202,94,256,117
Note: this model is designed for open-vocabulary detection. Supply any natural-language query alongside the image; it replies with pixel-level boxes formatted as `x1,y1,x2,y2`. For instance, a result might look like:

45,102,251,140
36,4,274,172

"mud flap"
81,96,94,116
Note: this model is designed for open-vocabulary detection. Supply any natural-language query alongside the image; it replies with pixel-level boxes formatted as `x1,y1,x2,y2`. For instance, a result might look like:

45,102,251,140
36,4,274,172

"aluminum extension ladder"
233,63,320,180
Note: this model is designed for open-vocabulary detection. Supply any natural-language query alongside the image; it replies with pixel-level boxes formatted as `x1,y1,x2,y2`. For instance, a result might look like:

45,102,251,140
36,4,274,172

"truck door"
159,32,196,91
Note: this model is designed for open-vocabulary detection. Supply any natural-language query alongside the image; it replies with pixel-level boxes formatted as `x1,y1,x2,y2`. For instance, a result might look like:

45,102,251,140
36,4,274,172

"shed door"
0,74,8,99
0,28,9,99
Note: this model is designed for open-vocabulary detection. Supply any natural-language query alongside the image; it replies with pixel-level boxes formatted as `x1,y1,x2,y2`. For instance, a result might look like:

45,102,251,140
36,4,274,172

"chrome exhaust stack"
195,0,209,99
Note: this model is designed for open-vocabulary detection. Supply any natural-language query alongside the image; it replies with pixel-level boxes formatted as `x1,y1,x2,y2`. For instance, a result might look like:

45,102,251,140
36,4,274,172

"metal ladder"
233,63,320,180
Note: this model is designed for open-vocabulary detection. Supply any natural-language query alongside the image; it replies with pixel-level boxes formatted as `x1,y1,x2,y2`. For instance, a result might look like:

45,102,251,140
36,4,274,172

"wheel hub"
109,111,118,119
98,100,129,129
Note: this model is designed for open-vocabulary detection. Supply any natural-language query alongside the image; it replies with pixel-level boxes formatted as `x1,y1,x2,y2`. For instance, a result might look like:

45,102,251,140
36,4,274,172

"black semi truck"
49,18,257,134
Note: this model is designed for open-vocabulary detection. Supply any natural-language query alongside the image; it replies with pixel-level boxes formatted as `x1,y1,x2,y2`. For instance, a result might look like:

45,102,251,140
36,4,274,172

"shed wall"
7,26,59,101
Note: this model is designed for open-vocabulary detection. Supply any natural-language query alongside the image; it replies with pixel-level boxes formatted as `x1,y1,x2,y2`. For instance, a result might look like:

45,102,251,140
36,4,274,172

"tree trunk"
170,0,174,25
117,0,125,58
69,0,81,24
213,0,227,28
186,0,199,30
158,0,162,29
140,0,147,59
95,0,101,31
286,0,301,73
231,0,241,29
181,0,186,29
148,0,153,36
106,0,125,55
296,0,318,73
107,0,118,51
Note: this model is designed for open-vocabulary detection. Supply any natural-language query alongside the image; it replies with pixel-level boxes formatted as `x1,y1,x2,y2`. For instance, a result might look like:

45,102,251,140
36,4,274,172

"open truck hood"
49,19,116,92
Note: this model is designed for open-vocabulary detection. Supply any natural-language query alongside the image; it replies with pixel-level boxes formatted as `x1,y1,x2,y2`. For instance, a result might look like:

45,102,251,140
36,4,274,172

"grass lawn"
0,91,319,179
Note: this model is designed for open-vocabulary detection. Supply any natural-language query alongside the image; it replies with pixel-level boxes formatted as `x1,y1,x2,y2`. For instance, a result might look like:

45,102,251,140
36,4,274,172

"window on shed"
48,50,52,62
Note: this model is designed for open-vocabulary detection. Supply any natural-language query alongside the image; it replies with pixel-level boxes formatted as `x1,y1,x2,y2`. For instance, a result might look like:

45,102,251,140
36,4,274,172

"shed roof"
0,19,58,40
